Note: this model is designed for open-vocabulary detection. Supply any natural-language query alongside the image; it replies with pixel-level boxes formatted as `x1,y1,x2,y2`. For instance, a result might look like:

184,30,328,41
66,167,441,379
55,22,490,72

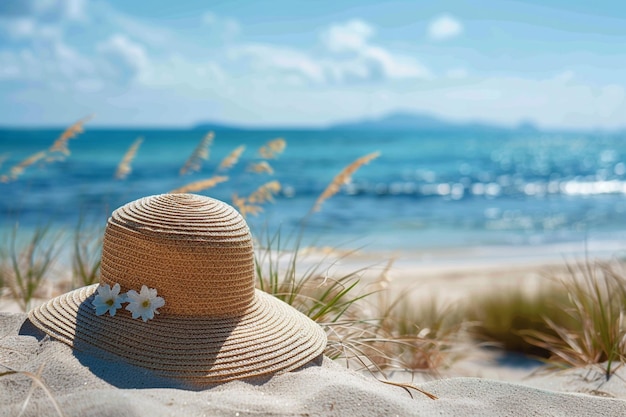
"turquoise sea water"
1,128,626,254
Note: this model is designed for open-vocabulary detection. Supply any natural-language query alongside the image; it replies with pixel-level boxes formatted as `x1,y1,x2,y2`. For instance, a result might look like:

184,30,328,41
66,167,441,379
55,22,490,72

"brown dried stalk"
246,161,274,175
258,138,286,159
114,137,143,180
217,145,246,172
2,151,47,182
180,132,214,176
231,193,263,218
48,115,93,157
311,151,380,213
248,181,281,204
170,176,229,194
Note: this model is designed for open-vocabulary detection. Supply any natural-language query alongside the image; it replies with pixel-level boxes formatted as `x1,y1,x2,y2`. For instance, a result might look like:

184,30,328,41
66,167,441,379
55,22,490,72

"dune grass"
254,231,463,379
466,284,574,357
521,259,626,378
0,225,63,311
71,219,103,289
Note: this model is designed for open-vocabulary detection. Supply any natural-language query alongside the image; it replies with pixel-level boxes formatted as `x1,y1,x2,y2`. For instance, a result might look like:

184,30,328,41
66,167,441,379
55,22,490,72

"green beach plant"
383,297,469,372
1,225,63,311
522,259,626,378
466,284,573,357
71,220,103,289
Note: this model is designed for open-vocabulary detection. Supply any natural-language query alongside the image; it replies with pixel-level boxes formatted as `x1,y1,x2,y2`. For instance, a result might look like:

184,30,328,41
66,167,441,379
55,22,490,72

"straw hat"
28,193,327,382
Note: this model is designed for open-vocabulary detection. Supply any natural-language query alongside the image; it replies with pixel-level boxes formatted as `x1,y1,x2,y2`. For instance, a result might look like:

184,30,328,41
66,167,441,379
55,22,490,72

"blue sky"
0,0,625,129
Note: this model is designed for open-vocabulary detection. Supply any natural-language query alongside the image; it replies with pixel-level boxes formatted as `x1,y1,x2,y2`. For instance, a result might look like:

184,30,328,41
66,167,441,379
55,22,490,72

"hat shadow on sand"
19,301,240,390
20,301,324,390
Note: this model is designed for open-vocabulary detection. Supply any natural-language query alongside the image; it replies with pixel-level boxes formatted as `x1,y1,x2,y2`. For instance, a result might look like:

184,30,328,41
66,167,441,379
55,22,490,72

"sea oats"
170,175,229,193
4,150,47,181
247,180,281,204
231,193,263,218
180,132,214,175
246,161,274,175
217,145,246,172
258,138,286,159
311,151,380,213
48,115,93,158
115,137,143,180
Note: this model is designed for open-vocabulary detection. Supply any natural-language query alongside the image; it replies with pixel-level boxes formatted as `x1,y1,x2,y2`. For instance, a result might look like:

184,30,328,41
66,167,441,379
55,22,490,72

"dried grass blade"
48,115,93,157
248,181,281,204
114,137,143,180
311,151,380,213
258,138,286,159
232,193,263,218
3,151,48,182
246,161,274,174
218,145,245,172
11,364,66,417
170,175,229,193
180,132,214,175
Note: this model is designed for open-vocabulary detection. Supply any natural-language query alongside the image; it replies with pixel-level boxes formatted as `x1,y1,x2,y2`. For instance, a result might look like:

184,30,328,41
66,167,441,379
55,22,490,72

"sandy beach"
1,311,626,416
2,247,626,416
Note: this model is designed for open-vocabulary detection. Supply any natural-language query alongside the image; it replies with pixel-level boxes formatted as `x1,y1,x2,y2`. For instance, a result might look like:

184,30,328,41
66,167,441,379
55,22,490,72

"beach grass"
71,219,103,289
0,225,63,311
521,259,626,378
466,284,573,357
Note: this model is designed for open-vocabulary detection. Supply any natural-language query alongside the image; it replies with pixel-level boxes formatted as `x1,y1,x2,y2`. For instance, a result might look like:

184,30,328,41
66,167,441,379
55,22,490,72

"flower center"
106,299,114,306
142,300,151,308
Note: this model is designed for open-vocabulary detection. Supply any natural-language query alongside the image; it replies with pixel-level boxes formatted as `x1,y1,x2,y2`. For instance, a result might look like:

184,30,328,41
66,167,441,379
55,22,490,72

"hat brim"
28,285,327,383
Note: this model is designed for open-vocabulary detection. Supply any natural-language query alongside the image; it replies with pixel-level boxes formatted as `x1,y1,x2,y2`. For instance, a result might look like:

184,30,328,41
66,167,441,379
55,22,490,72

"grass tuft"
71,219,103,289
522,259,626,378
1,225,62,311
466,284,573,357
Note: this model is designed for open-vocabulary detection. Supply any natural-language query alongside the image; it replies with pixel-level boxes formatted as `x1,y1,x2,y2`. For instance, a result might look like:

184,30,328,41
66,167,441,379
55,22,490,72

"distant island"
327,112,540,132
194,111,540,132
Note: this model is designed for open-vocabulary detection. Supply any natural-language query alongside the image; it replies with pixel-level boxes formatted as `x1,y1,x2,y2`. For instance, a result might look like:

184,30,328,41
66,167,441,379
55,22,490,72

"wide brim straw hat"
28,193,327,383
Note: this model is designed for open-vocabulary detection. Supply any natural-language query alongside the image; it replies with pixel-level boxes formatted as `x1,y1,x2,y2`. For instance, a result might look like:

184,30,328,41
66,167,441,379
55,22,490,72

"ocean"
2,127,626,258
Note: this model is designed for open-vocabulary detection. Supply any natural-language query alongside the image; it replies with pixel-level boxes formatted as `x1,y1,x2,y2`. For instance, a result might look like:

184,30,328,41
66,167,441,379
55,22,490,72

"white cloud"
360,45,430,79
322,19,374,52
231,44,325,83
322,20,430,81
98,34,149,81
428,15,463,41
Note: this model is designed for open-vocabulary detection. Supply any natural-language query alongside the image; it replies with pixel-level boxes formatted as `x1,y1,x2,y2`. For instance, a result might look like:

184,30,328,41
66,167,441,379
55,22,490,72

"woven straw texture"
28,194,327,382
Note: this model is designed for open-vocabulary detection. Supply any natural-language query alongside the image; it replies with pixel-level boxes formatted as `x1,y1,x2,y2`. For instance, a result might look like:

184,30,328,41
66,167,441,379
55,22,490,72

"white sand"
1,313,625,417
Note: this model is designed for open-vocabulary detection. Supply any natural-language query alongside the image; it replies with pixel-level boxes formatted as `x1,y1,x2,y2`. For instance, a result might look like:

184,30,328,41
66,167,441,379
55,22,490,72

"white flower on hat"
92,283,125,316
125,285,165,322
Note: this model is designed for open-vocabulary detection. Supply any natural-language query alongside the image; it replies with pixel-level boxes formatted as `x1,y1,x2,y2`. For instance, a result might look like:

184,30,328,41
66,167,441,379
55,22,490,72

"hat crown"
100,193,255,316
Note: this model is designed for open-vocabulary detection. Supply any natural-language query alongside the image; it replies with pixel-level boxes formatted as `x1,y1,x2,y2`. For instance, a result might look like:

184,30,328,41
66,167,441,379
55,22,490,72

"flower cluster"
92,283,165,322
